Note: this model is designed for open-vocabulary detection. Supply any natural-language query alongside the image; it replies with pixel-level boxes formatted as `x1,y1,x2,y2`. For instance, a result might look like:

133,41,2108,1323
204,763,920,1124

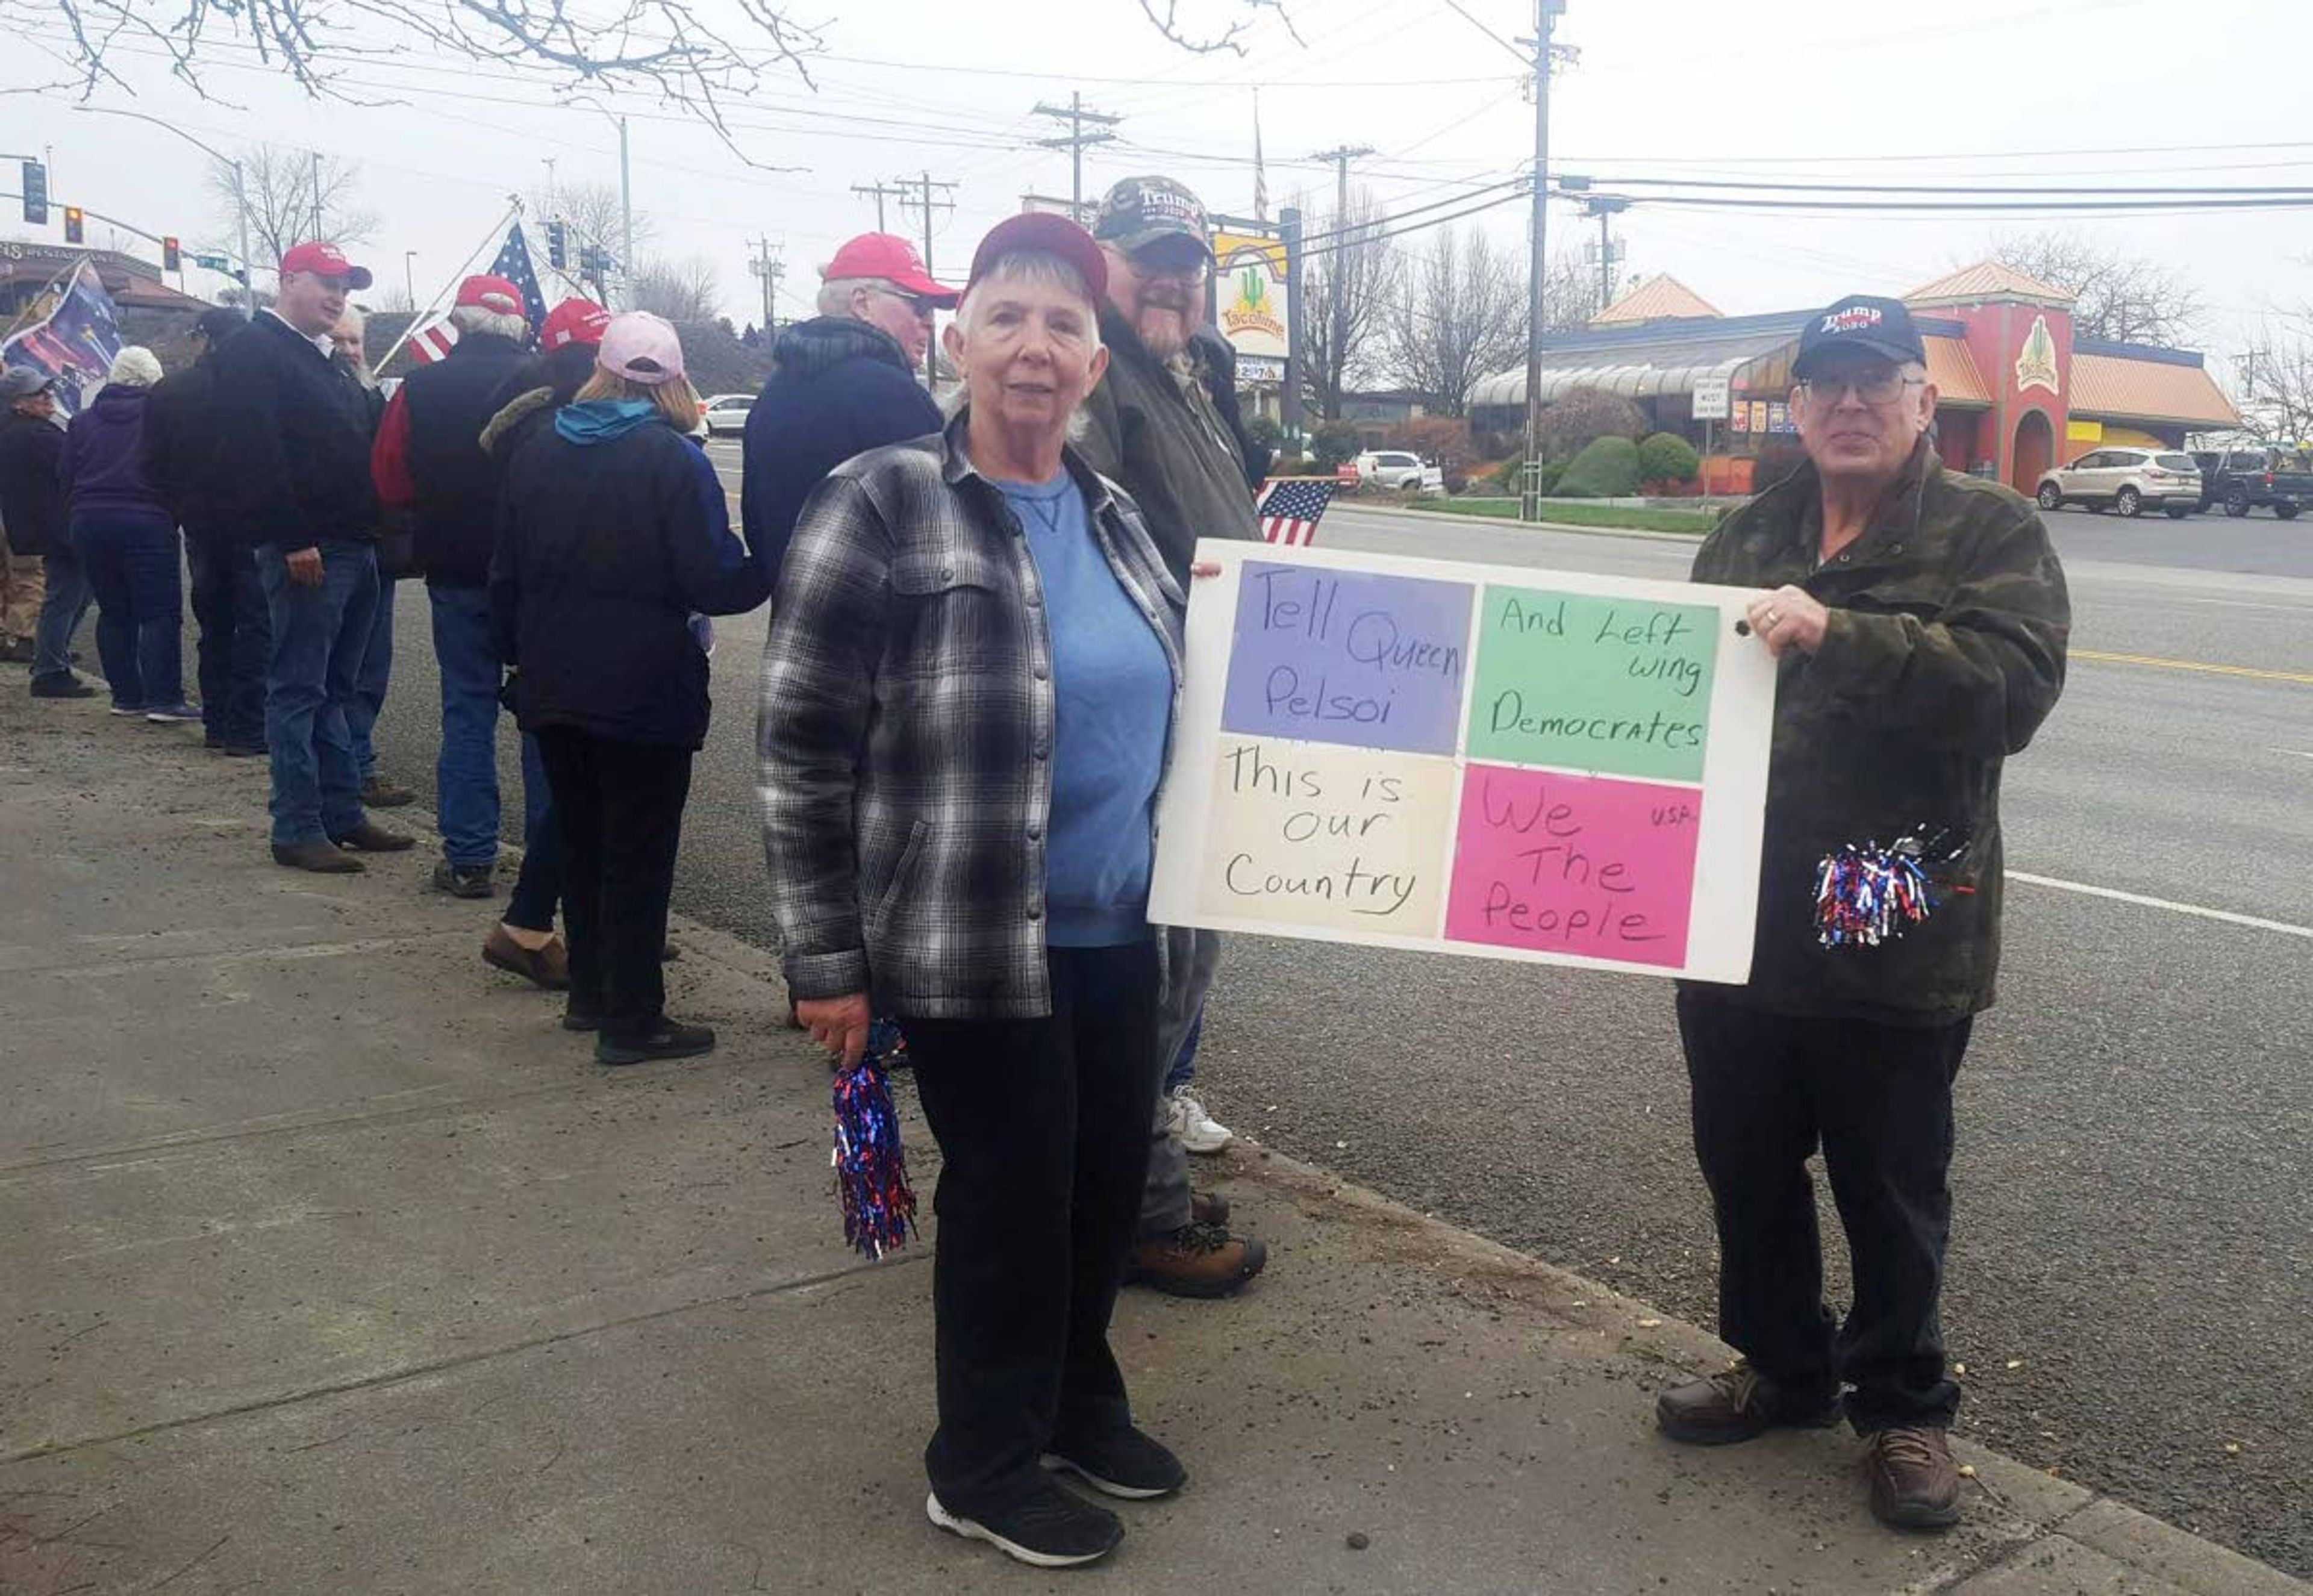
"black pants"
1676,990,1971,1432
904,941,1162,1512
187,538,270,748
532,728,691,1038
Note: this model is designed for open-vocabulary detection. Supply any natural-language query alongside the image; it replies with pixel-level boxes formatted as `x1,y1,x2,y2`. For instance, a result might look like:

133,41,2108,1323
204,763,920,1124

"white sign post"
1691,375,1732,421
1149,541,1778,985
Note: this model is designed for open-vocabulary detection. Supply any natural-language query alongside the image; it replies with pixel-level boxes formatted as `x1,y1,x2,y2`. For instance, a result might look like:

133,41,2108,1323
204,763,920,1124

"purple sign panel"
1222,562,1475,755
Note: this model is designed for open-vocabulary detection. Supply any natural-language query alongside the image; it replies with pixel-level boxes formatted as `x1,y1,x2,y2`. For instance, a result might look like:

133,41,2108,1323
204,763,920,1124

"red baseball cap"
822,233,960,307
964,213,1108,305
540,297,611,351
456,274,525,316
280,240,373,290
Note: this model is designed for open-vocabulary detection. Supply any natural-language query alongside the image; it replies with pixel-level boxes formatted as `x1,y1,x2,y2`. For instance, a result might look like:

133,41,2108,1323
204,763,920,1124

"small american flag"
404,223,551,365
1255,476,1334,546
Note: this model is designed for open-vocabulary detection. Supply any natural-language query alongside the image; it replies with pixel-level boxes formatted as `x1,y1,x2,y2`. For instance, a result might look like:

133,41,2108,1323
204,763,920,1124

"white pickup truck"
1353,450,1445,493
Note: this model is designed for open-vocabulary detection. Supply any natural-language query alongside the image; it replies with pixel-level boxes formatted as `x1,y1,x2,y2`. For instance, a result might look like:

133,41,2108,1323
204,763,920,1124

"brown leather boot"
1656,1361,1841,1445
330,820,414,852
1125,1223,1267,1298
482,926,570,991
1866,1425,1961,1530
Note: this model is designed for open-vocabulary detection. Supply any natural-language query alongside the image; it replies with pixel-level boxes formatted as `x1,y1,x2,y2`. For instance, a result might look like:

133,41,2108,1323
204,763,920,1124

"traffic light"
20,160,46,225
162,235,181,272
61,205,84,245
546,219,567,270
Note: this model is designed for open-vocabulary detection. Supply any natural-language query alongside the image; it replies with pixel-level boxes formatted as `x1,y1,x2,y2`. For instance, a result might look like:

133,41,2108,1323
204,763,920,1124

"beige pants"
0,525,44,646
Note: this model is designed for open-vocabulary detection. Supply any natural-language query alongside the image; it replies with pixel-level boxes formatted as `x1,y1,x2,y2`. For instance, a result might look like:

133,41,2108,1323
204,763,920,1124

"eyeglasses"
1799,369,1923,405
866,285,937,320
1124,250,1209,284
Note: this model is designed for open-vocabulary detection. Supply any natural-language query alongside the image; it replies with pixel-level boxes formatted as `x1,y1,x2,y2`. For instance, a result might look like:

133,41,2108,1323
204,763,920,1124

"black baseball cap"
194,308,246,344
1091,175,1214,261
1793,295,1925,378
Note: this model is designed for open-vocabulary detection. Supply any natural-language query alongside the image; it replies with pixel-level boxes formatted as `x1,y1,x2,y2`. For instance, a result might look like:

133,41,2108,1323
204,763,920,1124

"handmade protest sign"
1149,541,1777,983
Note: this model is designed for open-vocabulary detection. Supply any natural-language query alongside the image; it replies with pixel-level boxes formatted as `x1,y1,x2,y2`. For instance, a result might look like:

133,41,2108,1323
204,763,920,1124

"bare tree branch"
1299,187,1401,420
1987,230,2204,346
1137,0,1247,54
1381,225,1526,416
2233,316,2313,447
629,252,722,323
205,143,378,268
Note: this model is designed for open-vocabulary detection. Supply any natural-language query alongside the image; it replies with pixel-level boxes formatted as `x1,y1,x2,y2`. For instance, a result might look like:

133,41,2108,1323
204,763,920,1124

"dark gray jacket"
1078,306,1260,584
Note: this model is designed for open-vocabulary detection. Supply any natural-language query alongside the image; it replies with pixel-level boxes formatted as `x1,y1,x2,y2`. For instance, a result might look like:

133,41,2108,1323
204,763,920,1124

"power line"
1031,93,1120,220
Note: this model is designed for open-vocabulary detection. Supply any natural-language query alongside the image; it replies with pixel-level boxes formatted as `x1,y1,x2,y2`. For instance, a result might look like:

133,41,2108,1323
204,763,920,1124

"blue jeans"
429,585,544,867
32,546,93,685
187,539,272,747
260,540,377,847
350,576,398,781
72,512,184,710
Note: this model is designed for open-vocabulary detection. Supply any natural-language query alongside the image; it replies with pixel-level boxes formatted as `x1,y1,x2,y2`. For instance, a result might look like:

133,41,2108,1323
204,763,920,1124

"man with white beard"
1078,175,1269,1301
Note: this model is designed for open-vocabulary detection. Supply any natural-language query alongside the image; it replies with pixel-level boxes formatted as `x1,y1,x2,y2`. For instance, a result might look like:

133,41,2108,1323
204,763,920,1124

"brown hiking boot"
1866,1425,1961,1531
1125,1222,1267,1298
272,840,364,874
1656,1361,1841,1445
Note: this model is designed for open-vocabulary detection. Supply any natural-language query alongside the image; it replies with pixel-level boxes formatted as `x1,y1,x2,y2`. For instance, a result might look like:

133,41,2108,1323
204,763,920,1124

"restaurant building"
1469,261,2240,494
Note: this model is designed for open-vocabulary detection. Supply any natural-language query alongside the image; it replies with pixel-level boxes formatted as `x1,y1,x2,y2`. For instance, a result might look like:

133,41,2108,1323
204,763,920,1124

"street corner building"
1467,260,2241,497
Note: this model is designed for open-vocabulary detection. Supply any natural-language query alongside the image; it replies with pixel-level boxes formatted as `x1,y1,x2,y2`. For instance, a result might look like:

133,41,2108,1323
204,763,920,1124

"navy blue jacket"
739,316,941,580
492,404,770,749
211,311,379,549
61,385,171,524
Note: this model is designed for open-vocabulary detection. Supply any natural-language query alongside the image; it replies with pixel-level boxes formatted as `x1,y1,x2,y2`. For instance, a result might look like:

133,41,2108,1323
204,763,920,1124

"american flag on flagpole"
404,222,552,366
1255,476,1334,546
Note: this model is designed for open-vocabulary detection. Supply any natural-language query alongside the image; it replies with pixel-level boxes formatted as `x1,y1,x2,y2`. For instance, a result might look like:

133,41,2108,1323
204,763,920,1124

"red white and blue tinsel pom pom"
1812,829,1969,950
831,1019,917,1260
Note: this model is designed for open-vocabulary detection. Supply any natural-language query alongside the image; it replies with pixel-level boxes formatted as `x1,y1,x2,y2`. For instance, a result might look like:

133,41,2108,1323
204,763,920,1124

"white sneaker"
1167,1089,1233,1154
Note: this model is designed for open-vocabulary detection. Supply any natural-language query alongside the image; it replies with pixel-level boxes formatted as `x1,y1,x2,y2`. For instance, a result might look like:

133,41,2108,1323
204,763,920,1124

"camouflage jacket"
1687,442,2070,1026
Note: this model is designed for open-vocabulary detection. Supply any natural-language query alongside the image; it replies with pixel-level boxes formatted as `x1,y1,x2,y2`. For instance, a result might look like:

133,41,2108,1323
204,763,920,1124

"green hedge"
1555,435,1641,498
1637,431,1701,484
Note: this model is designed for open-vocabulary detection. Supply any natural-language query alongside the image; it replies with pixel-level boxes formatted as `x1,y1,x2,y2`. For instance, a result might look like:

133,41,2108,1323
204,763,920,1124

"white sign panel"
1149,541,1778,983
1691,375,1732,420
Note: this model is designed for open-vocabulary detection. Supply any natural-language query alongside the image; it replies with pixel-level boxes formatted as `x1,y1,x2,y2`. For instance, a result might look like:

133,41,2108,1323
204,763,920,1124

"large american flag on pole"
405,223,550,366
1255,476,1335,546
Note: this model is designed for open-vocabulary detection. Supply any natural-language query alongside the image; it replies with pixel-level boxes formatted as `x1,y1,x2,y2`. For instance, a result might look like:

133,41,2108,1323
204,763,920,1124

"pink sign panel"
1443,764,1703,967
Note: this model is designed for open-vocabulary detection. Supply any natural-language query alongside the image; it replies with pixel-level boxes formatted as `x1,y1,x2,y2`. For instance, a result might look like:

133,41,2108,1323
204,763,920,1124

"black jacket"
492,405,771,749
142,353,237,541
211,311,380,550
1191,326,1273,493
0,410,66,556
739,316,942,581
399,332,527,586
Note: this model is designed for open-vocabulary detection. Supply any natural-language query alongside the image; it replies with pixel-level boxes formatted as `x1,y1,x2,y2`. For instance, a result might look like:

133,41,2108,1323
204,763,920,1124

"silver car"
2035,447,2201,520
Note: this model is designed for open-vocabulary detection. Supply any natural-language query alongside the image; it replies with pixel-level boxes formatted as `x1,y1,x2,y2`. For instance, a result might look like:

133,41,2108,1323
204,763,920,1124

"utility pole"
1582,193,1628,313
749,235,784,334
852,179,908,234
1281,204,1306,446
618,117,635,312
1518,0,1576,522
896,170,957,386
404,249,416,309
1032,92,1121,222
310,149,324,239
1308,144,1373,423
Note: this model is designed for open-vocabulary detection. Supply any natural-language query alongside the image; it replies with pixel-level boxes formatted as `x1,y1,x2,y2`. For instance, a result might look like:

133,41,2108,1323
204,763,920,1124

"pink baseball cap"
280,240,373,290
596,311,684,386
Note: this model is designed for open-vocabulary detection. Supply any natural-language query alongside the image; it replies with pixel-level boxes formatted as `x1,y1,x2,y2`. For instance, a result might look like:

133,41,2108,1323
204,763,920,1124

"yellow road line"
2073,648,2313,685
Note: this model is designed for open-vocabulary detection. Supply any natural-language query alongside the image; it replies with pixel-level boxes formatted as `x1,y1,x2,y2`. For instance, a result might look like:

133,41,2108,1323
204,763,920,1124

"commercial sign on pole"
1690,374,1731,420
1149,541,1778,984
1212,226,1288,366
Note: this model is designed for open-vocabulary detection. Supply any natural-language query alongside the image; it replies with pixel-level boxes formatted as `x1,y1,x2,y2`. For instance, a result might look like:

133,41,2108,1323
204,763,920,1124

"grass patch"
1384,496,1718,536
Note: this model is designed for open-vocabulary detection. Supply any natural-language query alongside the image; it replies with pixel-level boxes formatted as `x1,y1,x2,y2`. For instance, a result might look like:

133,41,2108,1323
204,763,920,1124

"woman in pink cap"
489,311,769,1065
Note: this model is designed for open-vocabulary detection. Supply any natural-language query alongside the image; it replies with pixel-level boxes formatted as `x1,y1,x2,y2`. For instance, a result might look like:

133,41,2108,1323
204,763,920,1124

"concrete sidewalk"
1,689,2299,1596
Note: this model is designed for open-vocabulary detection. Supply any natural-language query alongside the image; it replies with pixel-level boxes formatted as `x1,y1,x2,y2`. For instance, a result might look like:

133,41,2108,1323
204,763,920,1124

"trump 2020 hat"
1793,295,1925,378
822,233,961,307
455,274,525,316
279,240,373,290
965,212,1108,304
1092,176,1213,261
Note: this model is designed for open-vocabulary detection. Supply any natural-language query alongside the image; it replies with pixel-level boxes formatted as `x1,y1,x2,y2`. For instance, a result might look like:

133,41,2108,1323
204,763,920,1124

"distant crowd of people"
0,167,2071,1570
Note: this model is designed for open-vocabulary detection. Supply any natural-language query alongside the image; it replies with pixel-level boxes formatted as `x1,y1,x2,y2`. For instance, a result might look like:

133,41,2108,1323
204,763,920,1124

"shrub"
1383,416,1478,493
1637,431,1702,485
1309,422,1361,472
1555,435,1641,498
1482,454,1561,496
1246,413,1285,450
1535,386,1646,465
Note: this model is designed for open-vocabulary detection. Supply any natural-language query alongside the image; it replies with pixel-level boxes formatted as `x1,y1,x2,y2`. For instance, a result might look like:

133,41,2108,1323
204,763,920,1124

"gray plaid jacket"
758,413,1187,1020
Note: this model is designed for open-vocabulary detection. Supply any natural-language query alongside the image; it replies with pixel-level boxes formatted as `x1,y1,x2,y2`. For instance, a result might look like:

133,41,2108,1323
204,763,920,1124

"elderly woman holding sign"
760,213,1190,1570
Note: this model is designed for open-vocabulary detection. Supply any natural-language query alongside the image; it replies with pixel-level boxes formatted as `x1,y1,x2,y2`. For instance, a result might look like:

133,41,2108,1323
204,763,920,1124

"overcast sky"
8,0,2309,381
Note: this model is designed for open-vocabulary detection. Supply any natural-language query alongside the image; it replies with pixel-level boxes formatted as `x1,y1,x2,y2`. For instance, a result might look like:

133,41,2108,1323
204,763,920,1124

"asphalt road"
367,452,2313,1576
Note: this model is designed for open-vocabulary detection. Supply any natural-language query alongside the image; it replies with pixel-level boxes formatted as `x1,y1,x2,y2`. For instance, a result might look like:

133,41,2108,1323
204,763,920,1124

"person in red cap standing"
213,240,412,873
373,273,541,902
738,233,958,580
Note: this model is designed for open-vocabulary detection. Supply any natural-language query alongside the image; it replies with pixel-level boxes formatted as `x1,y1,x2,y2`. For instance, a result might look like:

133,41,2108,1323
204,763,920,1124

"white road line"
2009,871,2312,940
2273,748,2313,761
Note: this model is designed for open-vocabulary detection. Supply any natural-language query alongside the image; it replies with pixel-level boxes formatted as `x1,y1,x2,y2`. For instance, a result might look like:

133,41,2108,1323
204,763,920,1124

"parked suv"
1353,450,1444,493
2192,447,2311,519
701,393,755,438
2035,447,2201,519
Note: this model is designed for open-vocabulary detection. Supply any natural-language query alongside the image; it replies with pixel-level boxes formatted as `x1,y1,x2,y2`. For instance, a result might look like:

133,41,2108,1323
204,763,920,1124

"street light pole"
618,117,635,313
1518,0,1569,523
69,105,256,319
404,250,417,308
